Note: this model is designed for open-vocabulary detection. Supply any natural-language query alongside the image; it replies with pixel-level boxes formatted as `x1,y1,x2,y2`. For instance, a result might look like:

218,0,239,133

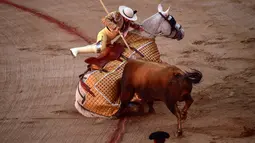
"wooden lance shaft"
99,0,132,51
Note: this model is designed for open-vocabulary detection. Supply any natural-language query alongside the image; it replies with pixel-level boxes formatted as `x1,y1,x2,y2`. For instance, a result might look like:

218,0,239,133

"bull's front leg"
114,88,135,118
181,94,194,121
147,101,155,113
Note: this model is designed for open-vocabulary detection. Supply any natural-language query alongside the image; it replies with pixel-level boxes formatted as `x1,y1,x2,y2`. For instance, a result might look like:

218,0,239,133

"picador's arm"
102,11,122,30
130,22,143,31
130,22,141,30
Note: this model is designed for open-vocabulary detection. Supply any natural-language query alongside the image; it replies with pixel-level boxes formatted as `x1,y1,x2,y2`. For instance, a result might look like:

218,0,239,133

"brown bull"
115,59,203,137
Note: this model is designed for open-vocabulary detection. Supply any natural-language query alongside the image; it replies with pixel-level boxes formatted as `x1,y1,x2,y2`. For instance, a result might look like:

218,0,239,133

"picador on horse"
70,6,143,57
69,4,187,119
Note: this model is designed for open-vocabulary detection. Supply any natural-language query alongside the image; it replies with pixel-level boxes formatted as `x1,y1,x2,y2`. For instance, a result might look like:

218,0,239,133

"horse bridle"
142,12,181,38
158,12,176,29
158,12,182,38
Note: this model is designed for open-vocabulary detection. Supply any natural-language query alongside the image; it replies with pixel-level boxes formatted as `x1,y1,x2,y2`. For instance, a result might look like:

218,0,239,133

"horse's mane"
141,12,160,28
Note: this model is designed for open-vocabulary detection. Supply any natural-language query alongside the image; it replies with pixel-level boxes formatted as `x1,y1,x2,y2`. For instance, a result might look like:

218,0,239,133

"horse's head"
141,3,184,40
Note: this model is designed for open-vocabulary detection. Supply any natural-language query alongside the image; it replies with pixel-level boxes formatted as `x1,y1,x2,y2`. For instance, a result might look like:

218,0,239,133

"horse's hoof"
110,116,118,120
113,110,122,118
94,118,106,124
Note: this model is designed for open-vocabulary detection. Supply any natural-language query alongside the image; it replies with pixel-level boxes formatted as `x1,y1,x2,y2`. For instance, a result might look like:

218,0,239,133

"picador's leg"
70,29,108,57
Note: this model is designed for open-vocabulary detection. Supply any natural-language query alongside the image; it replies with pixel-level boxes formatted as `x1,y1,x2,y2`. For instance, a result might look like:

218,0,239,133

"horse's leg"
166,102,182,137
147,101,155,113
181,94,194,121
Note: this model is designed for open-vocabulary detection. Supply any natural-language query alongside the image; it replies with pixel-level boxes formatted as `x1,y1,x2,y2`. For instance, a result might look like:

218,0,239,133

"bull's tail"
184,69,203,84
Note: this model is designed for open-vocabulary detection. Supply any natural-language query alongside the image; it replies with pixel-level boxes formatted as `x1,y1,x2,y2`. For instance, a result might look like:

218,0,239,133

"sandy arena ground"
0,0,255,142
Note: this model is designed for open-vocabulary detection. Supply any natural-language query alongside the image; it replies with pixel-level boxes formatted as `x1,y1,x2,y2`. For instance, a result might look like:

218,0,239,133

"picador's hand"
123,30,128,37
113,27,120,32
139,25,144,31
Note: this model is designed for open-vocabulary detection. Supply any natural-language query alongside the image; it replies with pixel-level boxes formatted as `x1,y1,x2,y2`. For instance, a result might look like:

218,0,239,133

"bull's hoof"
175,130,183,137
148,108,156,114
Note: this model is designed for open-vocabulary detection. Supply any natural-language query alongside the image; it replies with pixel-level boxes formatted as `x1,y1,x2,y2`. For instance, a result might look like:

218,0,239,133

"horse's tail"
184,69,203,84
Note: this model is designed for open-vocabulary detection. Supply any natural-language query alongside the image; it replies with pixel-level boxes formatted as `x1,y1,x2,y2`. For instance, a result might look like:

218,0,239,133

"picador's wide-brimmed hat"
119,6,137,21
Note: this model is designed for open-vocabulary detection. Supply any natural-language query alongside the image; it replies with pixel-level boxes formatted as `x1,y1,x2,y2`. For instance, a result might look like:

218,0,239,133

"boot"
70,48,78,57
70,41,103,58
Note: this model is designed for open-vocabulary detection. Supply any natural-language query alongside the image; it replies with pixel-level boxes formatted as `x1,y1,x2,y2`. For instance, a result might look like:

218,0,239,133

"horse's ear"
165,6,170,15
161,7,170,17
158,3,163,12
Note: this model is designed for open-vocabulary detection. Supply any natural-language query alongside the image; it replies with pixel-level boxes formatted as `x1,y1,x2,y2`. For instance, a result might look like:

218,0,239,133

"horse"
115,59,203,136
74,3,185,118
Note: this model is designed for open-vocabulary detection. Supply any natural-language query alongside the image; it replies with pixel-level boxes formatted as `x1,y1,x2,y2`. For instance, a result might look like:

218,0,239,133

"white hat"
119,6,137,21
